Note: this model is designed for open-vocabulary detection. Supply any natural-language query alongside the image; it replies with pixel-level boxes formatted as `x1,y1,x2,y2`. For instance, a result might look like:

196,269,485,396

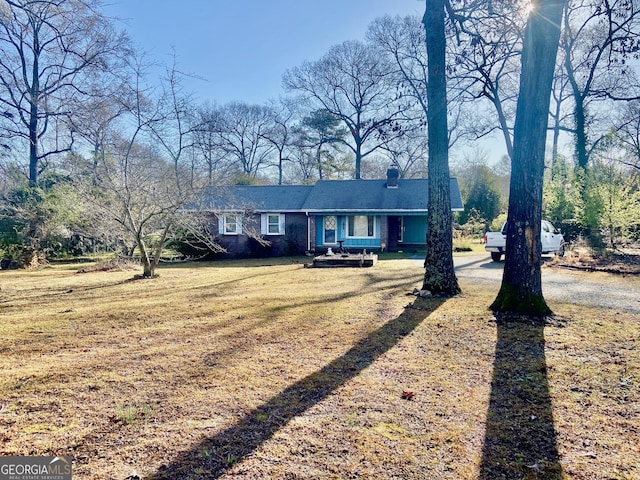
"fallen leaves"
400,391,415,401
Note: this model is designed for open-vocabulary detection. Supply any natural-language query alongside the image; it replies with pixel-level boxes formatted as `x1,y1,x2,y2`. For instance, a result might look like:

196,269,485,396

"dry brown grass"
0,258,638,479
549,247,640,275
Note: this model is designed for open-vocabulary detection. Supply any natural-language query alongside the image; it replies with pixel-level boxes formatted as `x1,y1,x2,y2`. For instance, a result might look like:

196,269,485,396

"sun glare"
523,1,535,17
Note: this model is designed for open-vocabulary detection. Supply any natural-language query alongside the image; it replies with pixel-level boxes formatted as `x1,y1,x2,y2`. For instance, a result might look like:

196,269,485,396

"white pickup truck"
484,220,565,262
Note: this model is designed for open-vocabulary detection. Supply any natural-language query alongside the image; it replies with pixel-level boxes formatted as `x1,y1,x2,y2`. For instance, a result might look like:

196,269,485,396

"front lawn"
0,258,637,479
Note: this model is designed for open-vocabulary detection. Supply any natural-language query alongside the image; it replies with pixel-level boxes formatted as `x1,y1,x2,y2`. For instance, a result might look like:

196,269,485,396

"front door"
388,216,403,250
323,216,337,244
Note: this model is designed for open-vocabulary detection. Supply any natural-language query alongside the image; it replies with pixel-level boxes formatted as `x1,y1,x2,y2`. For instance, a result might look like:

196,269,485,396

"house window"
222,214,241,235
347,215,375,238
268,214,280,234
261,213,285,235
324,216,336,244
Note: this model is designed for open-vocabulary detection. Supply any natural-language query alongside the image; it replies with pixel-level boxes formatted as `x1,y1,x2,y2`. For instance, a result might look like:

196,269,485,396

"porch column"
380,216,389,251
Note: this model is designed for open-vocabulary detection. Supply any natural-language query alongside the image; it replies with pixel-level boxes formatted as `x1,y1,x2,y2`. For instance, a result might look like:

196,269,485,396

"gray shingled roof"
199,178,463,212
202,185,314,212
301,179,463,212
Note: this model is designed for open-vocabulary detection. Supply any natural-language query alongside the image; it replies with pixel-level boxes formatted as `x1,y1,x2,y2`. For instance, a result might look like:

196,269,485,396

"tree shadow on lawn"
480,314,563,479
151,297,445,479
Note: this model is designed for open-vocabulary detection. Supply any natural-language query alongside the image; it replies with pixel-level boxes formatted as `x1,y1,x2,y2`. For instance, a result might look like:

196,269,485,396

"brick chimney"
386,167,399,188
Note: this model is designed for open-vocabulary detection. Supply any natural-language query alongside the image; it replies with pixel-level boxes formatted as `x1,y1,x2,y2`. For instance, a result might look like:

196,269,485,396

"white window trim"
261,213,286,236
219,213,242,235
346,215,377,239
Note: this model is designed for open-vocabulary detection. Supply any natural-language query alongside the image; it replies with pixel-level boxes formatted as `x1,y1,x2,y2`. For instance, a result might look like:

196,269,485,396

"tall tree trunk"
277,148,285,185
550,106,562,169
354,139,362,179
316,144,324,180
29,105,39,185
421,0,460,296
491,90,515,161
29,46,40,186
566,57,600,243
491,0,566,315
550,74,567,169
564,55,589,171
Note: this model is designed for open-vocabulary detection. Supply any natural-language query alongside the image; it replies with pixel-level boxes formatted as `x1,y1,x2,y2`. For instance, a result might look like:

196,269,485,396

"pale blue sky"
103,1,425,105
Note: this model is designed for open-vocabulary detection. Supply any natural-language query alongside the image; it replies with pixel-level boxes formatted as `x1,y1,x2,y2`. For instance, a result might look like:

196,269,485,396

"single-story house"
199,169,463,258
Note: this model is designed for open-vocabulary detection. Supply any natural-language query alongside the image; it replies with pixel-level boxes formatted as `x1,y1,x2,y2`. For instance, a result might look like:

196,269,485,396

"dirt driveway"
447,254,640,314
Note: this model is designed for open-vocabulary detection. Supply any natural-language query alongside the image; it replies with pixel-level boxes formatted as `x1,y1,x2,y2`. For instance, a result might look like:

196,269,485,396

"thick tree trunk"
573,101,589,170
421,0,460,296
139,223,170,278
142,258,154,278
491,0,566,315
564,55,589,171
137,239,154,278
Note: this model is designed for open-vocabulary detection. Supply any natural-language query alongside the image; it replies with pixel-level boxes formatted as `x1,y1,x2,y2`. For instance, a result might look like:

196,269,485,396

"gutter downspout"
306,212,311,253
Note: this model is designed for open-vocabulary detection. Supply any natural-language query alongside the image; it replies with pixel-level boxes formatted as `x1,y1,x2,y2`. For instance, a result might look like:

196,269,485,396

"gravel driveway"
446,254,640,314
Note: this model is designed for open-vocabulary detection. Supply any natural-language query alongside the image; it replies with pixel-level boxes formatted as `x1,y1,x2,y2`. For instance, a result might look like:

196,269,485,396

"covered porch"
312,213,428,253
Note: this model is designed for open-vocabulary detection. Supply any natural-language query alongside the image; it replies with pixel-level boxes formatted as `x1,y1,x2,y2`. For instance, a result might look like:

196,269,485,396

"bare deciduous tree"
380,125,428,178
193,103,235,186
148,53,200,193
448,1,529,160
217,101,275,179
615,100,640,171
75,57,215,278
261,98,296,185
557,0,640,172
0,0,129,184
284,40,411,179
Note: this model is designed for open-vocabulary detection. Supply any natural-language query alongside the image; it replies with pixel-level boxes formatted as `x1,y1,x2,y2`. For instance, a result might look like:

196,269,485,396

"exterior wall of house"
198,173,462,258
280,213,309,255
401,215,428,245
313,214,382,252
210,212,429,257
211,214,257,257
212,212,308,257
